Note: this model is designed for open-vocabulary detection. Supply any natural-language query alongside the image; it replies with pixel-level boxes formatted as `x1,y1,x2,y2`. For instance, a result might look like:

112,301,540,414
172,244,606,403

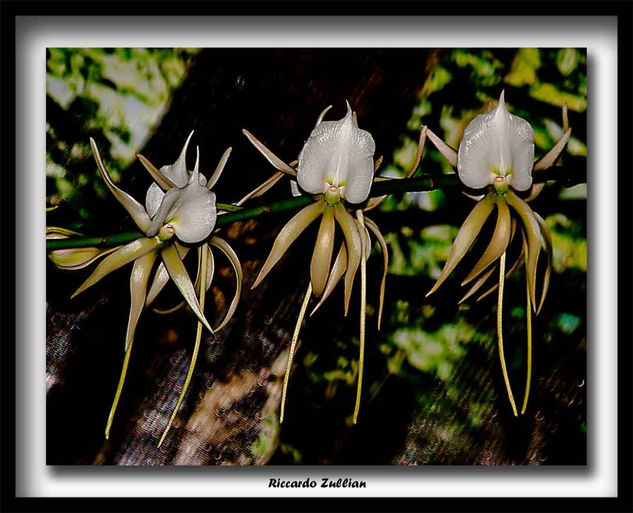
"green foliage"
46,48,199,222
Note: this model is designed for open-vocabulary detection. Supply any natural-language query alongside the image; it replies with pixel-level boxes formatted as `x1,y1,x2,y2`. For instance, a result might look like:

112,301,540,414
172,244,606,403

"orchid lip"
457,91,535,192
297,101,376,204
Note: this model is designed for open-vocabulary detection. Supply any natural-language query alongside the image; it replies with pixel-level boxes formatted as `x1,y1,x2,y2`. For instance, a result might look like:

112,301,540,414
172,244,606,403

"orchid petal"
49,245,119,271
150,183,217,244
145,186,182,237
314,105,333,127
137,154,176,192
457,92,535,191
355,218,372,261
206,147,232,190
154,245,213,316
160,244,213,333
297,102,376,204
71,237,161,298
242,129,297,176
462,198,512,285
158,242,210,448
188,146,200,185
477,234,527,302
170,186,217,244
144,132,207,216
90,138,151,232
169,130,194,186
289,179,302,198
209,236,243,331
145,243,189,307
534,213,552,314
310,243,347,316
251,201,325,289
364,217,389,330
235,171,286,206
505,191,542,309
459,265,496,304
533,127,572,171
310,206,336,297
406,126,427,179
125,250,158,352
425,126,457,167
334,203,362,315
426,192,496,296
196,244,215,295
524,182,544,203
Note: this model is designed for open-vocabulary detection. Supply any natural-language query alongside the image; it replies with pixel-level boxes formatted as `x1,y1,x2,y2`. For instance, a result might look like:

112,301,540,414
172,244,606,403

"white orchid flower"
63,135,241,444
242,102,394,426
423,91,572,418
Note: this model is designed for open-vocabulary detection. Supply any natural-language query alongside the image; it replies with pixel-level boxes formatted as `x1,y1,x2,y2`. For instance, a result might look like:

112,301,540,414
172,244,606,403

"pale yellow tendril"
353,210,367,424
280,282,312,423
497,251,518,417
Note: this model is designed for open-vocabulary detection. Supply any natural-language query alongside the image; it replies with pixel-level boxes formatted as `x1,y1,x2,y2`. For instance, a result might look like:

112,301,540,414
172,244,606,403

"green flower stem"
47,164,586,251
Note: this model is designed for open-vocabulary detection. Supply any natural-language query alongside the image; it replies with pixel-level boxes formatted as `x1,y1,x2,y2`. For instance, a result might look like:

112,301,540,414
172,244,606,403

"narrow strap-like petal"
160,244,214,333
251,201,324,289
242,129,297,176
188,146,200,185
364,217,389,330
314,105,333,127
524,182,545,202
71,236,161,298
195,244,215,295
209,236,243,331
236,171,286,206
477,234,527,302
405,126,427,179
90,138,151,232
426,192,496,296
334,203,362,315
462,198,512,286
125,250,158,351
310,243,347,317
145,243,189,307
137,154,176,191
534,213,552,315
206,147,232,190
172,130,194,185
310,206,336,297
364,128,426,212
158,242,209,448
424,126,457,167
459,265,496,304
355,218,372,261
533,127,571,171
505,192,542,310
49,245,119,271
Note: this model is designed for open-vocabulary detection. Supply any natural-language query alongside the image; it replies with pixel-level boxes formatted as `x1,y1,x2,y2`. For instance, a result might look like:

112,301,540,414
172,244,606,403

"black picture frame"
2,1,631,511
